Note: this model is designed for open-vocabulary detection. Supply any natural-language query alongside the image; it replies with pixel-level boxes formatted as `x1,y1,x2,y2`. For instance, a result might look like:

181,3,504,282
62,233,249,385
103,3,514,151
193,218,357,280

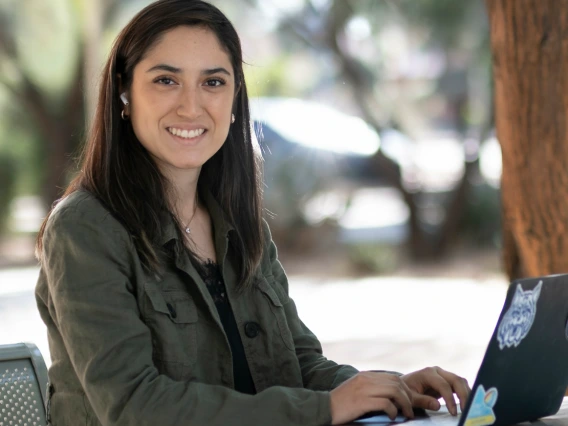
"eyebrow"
146,64,232,76
203,67,232,77
146,64,181,74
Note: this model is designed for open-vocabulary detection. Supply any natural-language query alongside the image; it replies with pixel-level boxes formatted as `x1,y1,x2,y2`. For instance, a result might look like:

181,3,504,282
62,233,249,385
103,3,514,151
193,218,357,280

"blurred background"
0,0,507,386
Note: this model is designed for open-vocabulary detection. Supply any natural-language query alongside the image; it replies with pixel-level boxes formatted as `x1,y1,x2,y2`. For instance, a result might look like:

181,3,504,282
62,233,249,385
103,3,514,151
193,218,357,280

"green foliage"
0,151,17,234
0,89,43,195
0,0,81,209
347,243,401,275
11,0,80,106
459,182,501,247
394,0,488,50
0,0,496,256
245,56,299,98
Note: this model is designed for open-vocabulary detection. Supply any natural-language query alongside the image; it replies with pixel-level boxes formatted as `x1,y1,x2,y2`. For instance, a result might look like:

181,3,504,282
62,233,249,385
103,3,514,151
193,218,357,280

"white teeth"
168,127,205,139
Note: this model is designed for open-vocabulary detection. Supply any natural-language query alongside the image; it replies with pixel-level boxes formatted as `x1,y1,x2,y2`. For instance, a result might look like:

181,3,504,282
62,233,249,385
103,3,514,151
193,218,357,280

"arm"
41,200,331,426
261,221,359,391
258,223,470,425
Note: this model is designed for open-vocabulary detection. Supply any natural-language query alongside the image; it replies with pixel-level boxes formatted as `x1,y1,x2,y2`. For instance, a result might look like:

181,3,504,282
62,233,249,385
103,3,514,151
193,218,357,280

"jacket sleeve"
40,201,332,426
262,221,359,391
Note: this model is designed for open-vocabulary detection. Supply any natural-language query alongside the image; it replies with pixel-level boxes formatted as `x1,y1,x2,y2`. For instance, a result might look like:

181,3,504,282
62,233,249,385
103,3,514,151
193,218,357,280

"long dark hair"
36,0,264,287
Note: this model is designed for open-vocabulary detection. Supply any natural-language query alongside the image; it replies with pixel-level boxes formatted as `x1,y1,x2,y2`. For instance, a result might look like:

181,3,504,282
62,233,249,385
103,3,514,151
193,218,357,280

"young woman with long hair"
35,1,470,425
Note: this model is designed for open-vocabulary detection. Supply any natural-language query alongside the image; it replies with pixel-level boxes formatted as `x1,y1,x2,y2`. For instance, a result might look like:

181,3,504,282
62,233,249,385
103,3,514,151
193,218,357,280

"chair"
0,343,48,426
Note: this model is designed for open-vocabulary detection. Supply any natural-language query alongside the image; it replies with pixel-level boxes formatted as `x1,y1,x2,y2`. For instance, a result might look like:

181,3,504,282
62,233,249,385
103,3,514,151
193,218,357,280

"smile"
167,127,206,139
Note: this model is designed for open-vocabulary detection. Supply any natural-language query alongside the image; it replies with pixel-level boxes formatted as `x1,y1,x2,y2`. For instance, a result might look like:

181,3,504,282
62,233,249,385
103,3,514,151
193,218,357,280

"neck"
161,165,201,219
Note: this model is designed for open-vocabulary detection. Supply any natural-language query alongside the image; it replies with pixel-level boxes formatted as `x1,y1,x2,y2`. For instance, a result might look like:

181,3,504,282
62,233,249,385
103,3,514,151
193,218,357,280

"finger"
399,378,415,400
372,398,398,421
428,375,457,416
437,369,471,410
365,375,415,419
453,378,471,410
391,378,415,417
387,384,415,419
411,392,441,411
440,389,457,415
367,382,414,419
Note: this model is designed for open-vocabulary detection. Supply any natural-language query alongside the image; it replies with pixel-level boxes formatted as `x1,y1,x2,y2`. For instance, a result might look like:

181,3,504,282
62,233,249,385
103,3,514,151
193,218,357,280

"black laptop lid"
458,274,568,426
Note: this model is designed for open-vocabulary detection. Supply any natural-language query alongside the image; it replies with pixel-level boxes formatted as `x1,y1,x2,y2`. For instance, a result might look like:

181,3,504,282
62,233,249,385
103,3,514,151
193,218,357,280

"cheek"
212,91,235,118
130,96,169,138
130,107,151,145
132,92,163,120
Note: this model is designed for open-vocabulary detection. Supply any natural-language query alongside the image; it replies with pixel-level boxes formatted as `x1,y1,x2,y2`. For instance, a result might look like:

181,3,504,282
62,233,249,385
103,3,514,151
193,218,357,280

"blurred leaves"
0,0,80,107
0,153,17,234
0,0,143,208
0,0,498,258
259,0,495,256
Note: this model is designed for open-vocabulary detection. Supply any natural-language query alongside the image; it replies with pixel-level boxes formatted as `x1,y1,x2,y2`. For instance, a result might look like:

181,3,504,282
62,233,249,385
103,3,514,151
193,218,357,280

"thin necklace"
182,194,199,234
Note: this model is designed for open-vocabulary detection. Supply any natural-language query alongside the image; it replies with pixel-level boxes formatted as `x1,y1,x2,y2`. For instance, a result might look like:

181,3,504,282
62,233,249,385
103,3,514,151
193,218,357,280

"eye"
154,77,176,85
204,78,225,87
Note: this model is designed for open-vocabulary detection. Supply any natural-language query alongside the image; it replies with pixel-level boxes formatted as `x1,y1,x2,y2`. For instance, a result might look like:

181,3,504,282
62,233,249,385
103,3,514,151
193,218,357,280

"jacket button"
244,322,260,338
166,303,177,318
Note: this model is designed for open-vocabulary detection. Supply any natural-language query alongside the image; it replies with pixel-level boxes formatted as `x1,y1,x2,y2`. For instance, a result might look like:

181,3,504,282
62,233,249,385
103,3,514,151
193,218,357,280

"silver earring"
120,92,129,120
231,113,235,123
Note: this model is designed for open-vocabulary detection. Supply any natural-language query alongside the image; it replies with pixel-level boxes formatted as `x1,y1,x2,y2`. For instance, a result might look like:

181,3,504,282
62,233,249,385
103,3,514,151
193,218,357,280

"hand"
401,366,471,416
329,372,415,425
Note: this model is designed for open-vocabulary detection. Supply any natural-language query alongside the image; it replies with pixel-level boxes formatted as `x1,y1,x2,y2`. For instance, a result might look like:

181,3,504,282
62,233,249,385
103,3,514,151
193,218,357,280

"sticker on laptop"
464,385,498,426
497,280,542,350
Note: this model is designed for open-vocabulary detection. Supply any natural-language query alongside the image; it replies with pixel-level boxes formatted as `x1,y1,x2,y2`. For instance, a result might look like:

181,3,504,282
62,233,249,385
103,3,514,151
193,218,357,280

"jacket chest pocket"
142,282,199,365
257,277,295,351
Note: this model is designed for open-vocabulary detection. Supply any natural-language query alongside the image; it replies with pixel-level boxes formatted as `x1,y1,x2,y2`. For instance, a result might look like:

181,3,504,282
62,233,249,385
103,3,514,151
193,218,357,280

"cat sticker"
497,281,542,350
464,385,498,426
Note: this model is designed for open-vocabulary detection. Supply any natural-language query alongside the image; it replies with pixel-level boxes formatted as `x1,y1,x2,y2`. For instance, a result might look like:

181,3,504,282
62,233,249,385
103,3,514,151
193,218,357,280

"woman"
35,1,470,425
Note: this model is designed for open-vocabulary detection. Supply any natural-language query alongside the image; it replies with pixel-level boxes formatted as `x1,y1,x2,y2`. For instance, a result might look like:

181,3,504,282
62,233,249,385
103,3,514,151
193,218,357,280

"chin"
157,152,212,173
175,161,204,171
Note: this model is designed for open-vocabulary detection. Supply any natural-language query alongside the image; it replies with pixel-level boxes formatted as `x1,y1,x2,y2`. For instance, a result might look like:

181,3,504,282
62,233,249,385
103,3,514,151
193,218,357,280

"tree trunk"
36,59,85,207
487,0,568,279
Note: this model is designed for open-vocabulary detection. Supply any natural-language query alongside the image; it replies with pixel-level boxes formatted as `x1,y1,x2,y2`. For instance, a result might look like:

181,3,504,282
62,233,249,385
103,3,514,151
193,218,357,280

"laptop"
354,274,568,426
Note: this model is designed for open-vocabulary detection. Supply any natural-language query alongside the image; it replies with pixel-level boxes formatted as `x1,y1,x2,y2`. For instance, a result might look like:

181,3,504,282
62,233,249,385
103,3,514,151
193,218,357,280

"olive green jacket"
35,190,359,426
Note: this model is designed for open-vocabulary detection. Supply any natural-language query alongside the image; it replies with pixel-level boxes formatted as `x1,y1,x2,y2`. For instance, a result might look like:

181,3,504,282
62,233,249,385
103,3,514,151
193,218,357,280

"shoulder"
45,190,131,245
48,190,118,224
260,219,277,258
50,190,112,223
259,220,285,272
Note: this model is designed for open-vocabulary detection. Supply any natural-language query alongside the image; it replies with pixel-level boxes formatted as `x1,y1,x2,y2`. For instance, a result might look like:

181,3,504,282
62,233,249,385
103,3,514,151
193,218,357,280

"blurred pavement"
0,266,507,385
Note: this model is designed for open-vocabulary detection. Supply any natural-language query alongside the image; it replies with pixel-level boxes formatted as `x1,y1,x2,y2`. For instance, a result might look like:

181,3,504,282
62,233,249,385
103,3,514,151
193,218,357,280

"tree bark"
487,0,568,279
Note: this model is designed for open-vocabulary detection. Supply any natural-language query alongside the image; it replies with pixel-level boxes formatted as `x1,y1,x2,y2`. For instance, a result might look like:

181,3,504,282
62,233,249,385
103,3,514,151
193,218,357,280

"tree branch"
0,74,22,100
0,9,17,58
323,2,406,186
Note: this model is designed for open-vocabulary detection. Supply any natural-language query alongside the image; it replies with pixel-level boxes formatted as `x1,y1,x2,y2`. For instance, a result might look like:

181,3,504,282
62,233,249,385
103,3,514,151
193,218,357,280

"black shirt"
200,260,256,395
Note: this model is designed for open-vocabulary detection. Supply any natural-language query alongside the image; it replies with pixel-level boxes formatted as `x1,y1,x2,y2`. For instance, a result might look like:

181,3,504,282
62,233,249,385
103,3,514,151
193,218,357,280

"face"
127,25,236,177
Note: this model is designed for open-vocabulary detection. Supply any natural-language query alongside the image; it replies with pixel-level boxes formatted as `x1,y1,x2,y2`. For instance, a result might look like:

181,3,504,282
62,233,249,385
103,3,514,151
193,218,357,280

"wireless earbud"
120,93,129,106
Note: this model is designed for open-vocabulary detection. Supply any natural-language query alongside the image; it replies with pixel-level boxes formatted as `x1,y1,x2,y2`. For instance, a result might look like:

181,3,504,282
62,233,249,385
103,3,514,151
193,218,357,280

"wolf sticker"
497,281,542,350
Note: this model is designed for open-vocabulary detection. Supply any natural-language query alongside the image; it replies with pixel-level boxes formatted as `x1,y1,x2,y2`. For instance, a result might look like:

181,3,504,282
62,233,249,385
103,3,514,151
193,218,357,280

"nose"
176,85,203,119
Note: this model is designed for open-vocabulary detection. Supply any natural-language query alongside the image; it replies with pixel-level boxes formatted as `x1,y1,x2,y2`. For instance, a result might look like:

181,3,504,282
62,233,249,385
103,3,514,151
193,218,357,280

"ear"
531,280,543,300
512,283,524,302
117,73,129,105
